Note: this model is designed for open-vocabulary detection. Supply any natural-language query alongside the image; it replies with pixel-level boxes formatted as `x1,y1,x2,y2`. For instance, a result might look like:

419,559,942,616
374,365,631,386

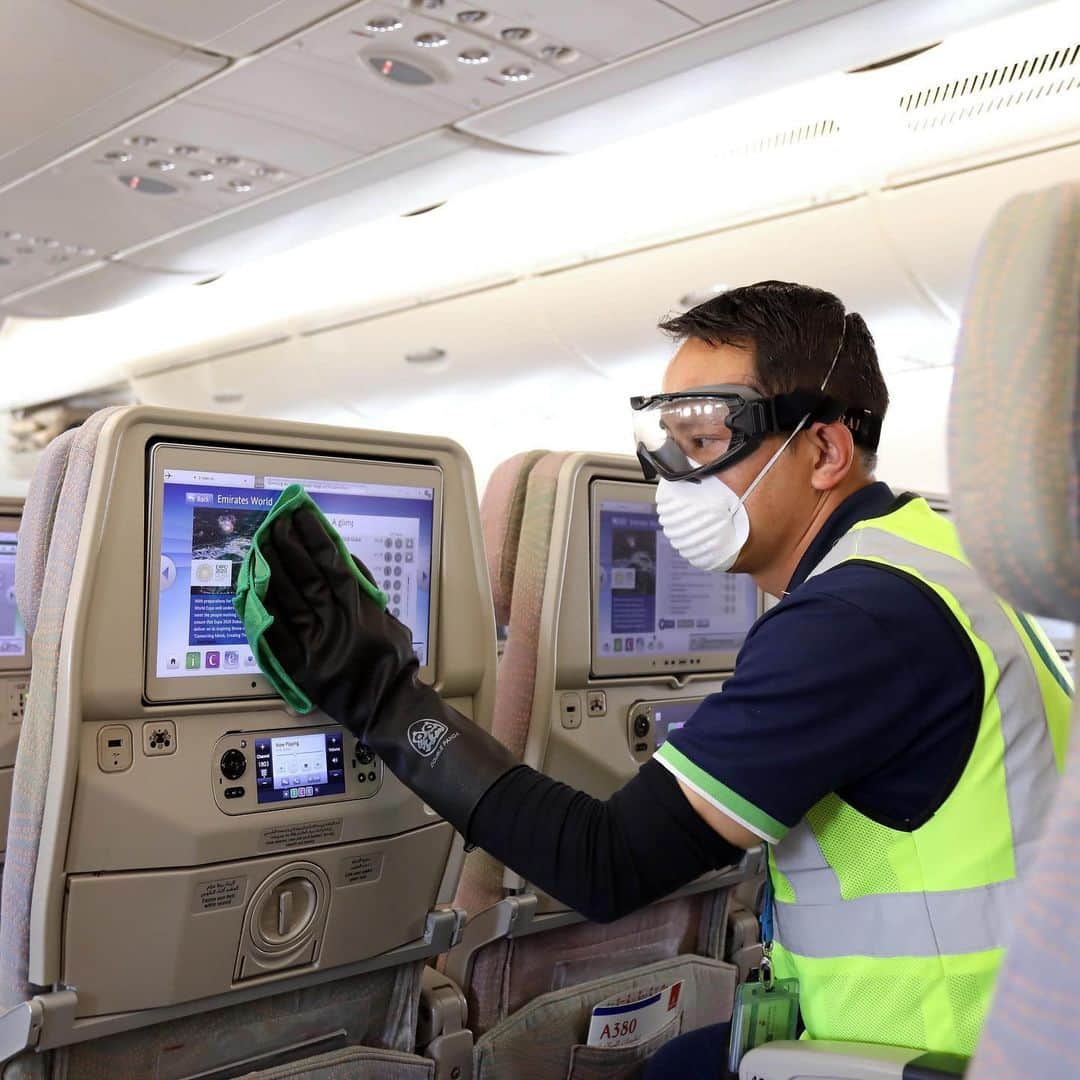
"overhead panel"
881,36,1080,185
389,0,698,64
70,1,361,56
0,0,597,308
0,1,225,188
655,1,774,25
2,261,210,322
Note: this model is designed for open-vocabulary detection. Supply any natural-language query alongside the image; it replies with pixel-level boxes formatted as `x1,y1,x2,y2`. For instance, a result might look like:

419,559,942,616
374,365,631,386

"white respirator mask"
655,428,807,572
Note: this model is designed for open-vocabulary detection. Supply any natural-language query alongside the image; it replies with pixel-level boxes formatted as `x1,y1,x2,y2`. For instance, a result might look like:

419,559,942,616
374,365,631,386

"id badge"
727,976,799,1073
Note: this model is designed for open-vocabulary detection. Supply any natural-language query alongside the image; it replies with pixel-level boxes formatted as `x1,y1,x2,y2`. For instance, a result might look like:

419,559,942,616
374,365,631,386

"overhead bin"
528,198,953,388
878,142,1080,314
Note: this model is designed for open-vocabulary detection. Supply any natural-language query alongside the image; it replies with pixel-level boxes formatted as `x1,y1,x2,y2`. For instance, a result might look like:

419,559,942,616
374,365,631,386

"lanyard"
759,856,775,989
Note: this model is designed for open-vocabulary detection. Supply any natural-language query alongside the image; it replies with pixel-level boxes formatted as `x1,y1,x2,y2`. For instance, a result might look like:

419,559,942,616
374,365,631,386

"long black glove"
261,507,518,836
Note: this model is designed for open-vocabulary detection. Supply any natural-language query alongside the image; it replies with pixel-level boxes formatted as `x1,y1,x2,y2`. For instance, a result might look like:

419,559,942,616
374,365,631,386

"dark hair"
659,280,888,471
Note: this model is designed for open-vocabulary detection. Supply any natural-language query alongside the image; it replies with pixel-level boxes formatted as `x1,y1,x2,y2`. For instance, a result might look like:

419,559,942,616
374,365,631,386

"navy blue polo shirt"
653,482,982,843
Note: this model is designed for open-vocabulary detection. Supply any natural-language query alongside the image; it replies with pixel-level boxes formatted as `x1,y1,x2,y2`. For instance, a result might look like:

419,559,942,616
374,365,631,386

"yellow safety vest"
769,496,1073,1056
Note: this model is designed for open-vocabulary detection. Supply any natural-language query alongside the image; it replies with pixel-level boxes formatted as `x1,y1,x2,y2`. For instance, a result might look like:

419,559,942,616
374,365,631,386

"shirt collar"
786,481,902,593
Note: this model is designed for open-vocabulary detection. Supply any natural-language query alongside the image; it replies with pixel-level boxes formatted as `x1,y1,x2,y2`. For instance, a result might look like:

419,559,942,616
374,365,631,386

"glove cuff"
365,678,519,840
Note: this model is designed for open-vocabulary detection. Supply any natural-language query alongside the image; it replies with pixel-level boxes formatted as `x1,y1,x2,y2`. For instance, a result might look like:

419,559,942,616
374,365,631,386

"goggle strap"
737,414,811,509
773,392,882,451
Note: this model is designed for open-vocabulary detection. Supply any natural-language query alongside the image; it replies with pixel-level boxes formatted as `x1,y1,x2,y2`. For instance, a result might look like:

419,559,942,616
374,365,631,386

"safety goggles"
630,384,882,482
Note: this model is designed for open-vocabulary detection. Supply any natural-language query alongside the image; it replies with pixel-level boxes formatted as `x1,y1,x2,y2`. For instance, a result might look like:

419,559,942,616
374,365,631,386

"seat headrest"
480,450,548,626
15,428,78,637
949,182,1080,621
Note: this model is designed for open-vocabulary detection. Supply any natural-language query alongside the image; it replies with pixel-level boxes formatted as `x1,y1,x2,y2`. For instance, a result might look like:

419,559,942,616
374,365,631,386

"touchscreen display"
653,699,700,750
254,730,345,804
0,531,25,659
595,498,758,660
156,467,435,681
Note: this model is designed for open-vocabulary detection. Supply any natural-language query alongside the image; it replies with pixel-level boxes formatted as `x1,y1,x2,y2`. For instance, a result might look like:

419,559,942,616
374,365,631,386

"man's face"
661,337,821,576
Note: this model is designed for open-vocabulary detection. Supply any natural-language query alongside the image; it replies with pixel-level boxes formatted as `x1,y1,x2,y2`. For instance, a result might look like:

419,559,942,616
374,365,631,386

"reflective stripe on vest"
771,499,1067,962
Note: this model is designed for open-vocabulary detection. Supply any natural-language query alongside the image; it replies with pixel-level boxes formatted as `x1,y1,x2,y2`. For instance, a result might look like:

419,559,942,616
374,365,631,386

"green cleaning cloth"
234,482,389,713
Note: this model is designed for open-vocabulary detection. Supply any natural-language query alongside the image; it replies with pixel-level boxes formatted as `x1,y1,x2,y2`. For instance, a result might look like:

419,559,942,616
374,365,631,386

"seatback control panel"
213,725,383,814
627,696,705,764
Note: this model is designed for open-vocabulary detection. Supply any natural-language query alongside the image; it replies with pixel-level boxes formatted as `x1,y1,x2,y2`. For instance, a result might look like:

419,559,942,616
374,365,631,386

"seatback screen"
591,480,758,676
254,731,346,804
653,699,700,749
0,529,26,662
147,444,441,703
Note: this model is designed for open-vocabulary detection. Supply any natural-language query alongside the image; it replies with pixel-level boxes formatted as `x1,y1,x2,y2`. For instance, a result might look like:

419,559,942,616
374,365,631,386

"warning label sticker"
193,876,247,914
259,819,342,852
338,853,384,887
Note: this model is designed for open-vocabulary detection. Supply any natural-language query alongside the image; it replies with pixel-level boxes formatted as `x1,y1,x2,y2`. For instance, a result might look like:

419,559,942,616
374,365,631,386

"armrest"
740,1040,968,1080
418,966,474,1080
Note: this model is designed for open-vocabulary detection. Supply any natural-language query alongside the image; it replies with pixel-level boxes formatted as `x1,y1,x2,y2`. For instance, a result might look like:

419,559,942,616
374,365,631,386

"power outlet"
143,720,177,757
97,725,133,773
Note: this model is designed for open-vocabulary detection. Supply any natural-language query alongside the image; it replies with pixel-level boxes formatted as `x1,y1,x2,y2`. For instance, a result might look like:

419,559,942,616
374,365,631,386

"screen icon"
613,638,623,653
166,655,179,670
625,638,635,652
205,651,221,669
160,556,177,591
185,652,201,670
223,650,239,667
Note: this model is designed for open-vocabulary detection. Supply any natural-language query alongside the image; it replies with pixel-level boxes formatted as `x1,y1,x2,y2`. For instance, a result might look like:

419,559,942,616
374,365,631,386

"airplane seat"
0,406,497,1079
958,181,1078,1079
447,451,758,1077
1,413,118,997
479,449,549,644
739,183,1078,1079
1,430,77,888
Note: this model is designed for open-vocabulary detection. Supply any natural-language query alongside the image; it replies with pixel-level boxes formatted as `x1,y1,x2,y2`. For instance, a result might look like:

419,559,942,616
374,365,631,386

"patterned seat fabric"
949,182,1079,621
1,430,75,887
481,450,549,630
13,428,77,641
454,452,729,1039
1,410,119,1015
956,185,1078,1078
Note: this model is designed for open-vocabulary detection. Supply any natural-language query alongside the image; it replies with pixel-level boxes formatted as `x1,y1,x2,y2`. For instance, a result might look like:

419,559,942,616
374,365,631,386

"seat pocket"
240,1046,436,1079
475,953,736,1080
565,1012,682,1080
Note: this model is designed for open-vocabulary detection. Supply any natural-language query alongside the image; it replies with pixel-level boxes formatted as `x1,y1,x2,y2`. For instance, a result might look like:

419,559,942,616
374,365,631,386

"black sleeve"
466,758,744,924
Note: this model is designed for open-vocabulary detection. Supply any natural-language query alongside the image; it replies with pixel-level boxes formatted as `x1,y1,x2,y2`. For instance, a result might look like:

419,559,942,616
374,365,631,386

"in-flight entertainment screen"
652,699,700,749
146,444,441,703
591,480,759,676
254,730,346,804
0,526,26,665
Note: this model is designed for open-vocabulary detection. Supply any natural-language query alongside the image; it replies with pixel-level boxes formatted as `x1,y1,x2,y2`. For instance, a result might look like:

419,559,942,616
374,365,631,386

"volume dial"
220,748,247,781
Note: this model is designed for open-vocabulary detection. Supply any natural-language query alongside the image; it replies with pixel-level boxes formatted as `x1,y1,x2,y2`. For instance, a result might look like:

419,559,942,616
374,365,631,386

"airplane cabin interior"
0,2,1075,1079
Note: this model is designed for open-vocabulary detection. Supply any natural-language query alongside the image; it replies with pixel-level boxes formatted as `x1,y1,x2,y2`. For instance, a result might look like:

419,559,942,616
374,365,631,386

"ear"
807,421,856,492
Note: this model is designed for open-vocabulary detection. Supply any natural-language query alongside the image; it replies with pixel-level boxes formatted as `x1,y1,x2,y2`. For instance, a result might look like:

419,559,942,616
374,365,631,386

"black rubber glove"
260,507,517,836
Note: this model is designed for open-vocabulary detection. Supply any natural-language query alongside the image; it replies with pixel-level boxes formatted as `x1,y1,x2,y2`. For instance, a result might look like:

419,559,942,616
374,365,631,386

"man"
256,282,1071,1075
